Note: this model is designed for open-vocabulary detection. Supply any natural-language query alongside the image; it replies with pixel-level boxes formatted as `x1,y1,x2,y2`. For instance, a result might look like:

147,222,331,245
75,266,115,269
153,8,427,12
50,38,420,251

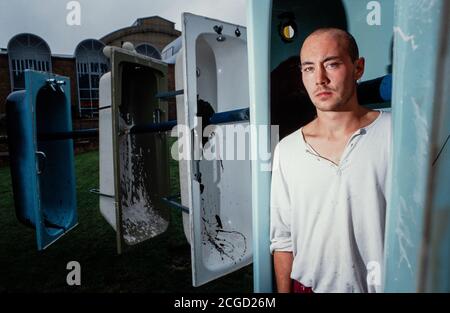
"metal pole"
247,0,274,293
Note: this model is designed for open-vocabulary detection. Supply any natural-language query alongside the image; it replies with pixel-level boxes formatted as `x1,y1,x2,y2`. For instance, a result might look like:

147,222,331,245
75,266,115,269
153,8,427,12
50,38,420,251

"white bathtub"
175,13,252,286
99,46,171,253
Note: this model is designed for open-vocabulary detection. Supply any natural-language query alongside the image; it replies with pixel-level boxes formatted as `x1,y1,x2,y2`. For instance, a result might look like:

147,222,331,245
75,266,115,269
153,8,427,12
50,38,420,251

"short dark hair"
308,28,360,62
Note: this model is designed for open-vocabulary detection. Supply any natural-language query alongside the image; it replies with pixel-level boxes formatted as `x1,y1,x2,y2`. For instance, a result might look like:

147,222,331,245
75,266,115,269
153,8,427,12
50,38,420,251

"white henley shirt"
270,110,391,293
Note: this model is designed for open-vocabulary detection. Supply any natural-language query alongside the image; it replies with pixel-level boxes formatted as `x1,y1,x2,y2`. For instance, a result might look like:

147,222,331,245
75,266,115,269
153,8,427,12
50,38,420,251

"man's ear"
354,57,365,81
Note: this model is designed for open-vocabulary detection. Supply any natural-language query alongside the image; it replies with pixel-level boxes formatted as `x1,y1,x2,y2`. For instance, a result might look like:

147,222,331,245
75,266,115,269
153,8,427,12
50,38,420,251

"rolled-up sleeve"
270,144,292,254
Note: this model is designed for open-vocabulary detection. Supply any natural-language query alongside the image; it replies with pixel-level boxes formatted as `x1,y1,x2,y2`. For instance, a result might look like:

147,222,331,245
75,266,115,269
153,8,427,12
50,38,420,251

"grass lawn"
0,150,252,292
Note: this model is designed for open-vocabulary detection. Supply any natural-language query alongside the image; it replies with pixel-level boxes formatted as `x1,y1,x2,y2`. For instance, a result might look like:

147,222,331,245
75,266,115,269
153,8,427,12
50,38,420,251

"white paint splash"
394,27,419,51
119,116,169,245
395,196,415,274
412,97,430,207
418,0,437,12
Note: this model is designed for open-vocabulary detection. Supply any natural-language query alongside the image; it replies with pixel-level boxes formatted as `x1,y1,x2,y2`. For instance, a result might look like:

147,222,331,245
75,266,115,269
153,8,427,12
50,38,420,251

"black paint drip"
202,208,247,263
433,133,450,167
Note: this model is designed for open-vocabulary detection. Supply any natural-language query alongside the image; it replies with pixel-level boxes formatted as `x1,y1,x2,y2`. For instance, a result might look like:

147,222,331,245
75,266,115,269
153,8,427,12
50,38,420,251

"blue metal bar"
129,108,251,135
4,106,251,144
209,108,250,124
161,195,190,213
154,89,184,100
358,74,392,105
89,188,114,199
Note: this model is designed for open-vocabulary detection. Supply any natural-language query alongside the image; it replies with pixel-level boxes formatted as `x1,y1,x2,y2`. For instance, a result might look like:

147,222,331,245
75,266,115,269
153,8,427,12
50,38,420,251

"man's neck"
314,103,370,139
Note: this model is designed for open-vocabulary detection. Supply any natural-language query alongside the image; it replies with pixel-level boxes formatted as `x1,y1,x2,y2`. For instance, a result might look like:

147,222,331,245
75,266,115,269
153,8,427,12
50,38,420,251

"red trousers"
293,280,314,293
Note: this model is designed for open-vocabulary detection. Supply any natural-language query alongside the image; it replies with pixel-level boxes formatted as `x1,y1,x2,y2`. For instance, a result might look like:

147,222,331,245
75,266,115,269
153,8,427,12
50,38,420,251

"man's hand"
273,251,293,293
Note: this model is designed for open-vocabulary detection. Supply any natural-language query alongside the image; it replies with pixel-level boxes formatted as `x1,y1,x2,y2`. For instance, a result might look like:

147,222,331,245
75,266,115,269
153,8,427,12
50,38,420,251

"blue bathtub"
6,70,78,250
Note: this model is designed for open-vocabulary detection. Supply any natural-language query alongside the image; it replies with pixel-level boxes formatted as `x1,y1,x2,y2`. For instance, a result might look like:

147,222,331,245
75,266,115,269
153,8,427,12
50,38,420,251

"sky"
0,0,247,55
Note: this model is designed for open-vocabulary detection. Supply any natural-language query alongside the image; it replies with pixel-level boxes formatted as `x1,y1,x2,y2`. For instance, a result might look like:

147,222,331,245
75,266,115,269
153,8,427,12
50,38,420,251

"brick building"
0,16,180,164
0,16,180,123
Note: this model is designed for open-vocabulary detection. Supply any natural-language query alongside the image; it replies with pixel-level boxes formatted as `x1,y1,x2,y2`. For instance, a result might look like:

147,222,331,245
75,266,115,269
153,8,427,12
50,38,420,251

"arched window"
135,43,161,60
75,39,109,117
7,33,52,91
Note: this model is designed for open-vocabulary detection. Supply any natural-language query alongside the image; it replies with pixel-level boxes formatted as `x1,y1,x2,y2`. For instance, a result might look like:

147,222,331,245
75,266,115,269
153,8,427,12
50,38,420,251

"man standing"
270,28,391,293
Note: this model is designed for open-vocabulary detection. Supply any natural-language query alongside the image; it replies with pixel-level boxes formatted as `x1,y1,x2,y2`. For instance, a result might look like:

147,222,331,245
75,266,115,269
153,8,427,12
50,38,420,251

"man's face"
300,32,364,112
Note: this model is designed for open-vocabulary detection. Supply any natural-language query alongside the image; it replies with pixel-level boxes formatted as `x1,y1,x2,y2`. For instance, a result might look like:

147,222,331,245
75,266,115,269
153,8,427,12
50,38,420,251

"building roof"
132,16,175,26
100,15,181,44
